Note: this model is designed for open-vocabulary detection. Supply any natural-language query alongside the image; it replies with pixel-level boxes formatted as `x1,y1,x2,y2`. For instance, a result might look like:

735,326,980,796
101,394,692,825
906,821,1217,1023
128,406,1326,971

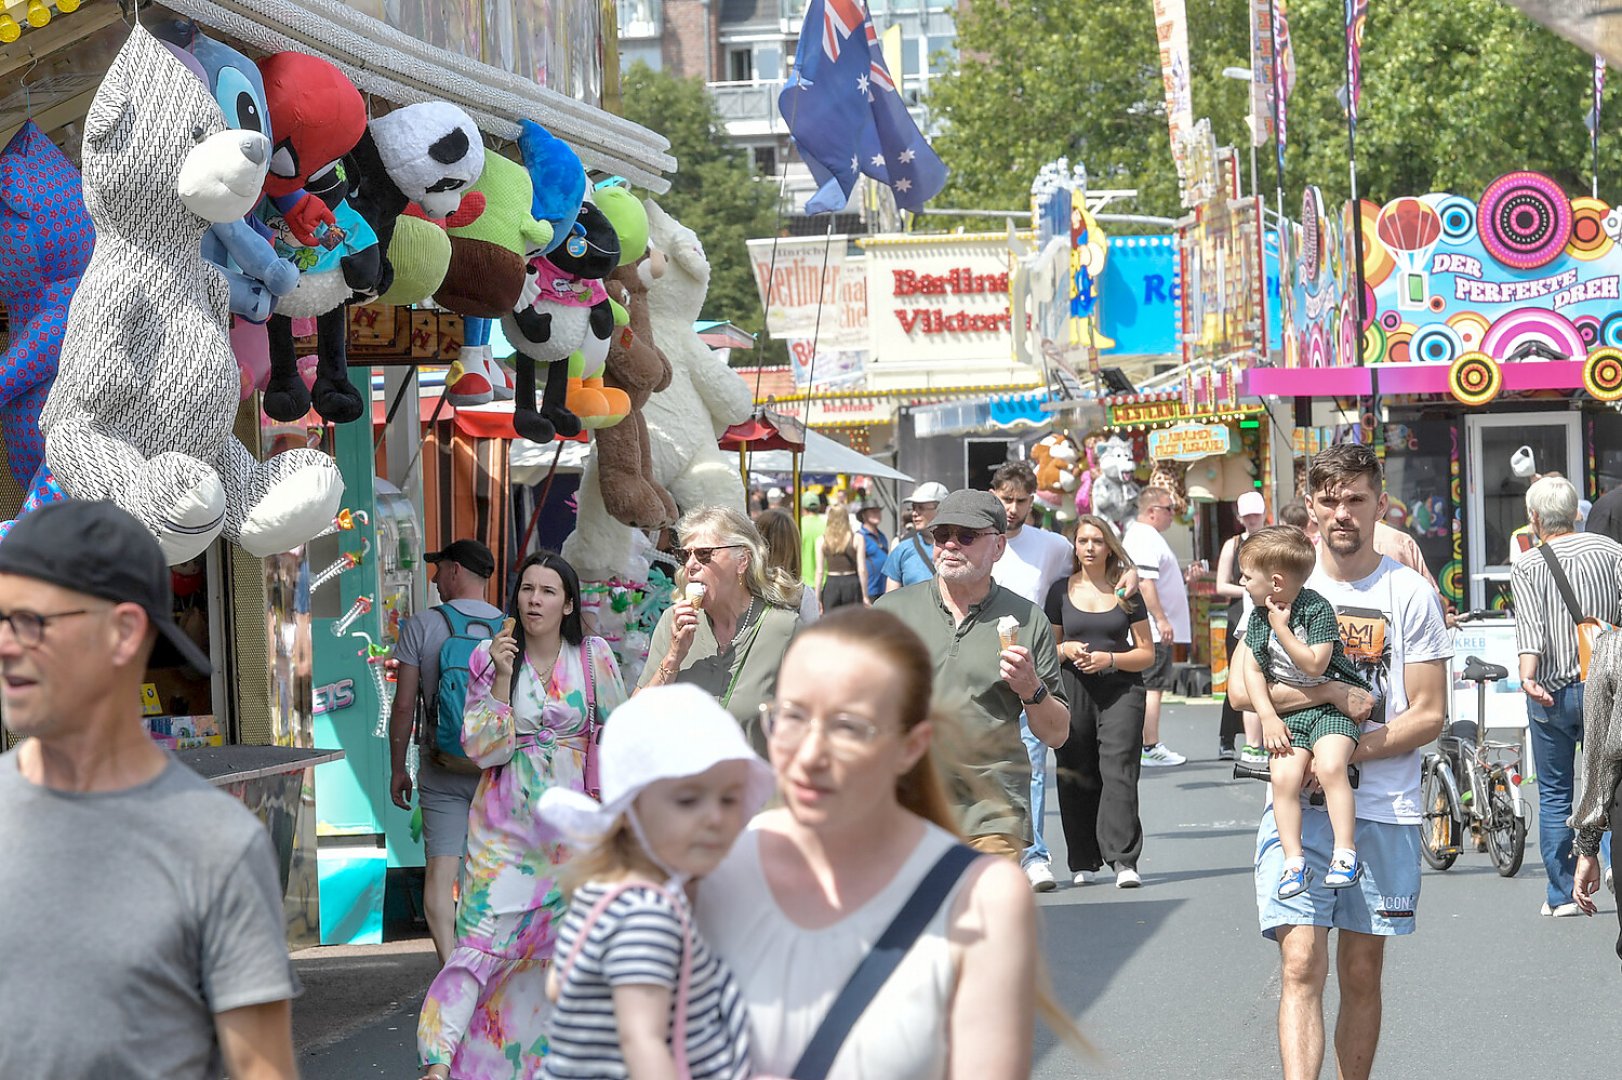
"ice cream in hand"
685,582,707,610
997,614,1020,652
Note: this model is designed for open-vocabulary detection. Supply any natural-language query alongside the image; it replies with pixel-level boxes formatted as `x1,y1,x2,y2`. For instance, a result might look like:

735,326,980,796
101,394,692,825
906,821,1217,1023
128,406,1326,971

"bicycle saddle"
1462,655,1509,683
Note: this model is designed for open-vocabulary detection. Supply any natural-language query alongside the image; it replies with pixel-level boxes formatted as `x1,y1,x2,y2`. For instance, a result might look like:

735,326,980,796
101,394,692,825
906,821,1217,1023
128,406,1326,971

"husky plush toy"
39,27,343,562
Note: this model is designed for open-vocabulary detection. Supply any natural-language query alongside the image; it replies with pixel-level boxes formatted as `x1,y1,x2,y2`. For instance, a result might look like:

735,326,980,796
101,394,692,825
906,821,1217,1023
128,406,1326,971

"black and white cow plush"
41,26,343,562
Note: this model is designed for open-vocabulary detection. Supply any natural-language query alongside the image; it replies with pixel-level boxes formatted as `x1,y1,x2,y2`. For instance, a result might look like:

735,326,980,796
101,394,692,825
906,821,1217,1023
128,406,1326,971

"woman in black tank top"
1042,515,1156,885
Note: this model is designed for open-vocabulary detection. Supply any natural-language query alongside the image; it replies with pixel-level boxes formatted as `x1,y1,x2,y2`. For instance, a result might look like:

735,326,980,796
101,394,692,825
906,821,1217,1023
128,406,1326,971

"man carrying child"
1239,526,1370,897
1228,443,1450,1080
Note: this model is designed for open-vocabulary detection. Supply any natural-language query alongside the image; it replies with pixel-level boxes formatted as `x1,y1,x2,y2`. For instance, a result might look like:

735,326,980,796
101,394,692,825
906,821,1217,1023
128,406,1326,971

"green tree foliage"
618,62,779,359
930,0,1617,220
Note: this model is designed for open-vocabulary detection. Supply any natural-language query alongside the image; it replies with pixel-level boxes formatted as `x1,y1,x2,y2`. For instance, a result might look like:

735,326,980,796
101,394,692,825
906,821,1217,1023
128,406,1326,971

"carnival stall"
1254,172,1622,613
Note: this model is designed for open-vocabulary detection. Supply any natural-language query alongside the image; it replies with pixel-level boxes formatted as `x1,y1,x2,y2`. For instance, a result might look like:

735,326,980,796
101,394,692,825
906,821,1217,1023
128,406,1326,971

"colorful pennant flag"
1345,0,1367,130
1153,0,1195,202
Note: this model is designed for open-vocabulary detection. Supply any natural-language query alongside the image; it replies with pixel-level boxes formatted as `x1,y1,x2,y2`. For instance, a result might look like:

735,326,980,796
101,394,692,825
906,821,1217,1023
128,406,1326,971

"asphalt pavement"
296,701,1621,1079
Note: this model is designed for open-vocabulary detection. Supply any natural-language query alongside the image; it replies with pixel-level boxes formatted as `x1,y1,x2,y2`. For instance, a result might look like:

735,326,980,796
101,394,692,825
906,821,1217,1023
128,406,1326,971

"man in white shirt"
1121,487,1190,766
990,462,1077,893
1229,443,1450,1080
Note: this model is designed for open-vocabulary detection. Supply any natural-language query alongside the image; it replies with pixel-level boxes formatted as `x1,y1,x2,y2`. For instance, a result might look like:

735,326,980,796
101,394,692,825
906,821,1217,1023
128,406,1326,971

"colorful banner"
1345,0,1368,129
1274,0,1297,175
1149,422,1232,461
1099,236,1181,356
1153,0,1195,200
1249,0,1276,149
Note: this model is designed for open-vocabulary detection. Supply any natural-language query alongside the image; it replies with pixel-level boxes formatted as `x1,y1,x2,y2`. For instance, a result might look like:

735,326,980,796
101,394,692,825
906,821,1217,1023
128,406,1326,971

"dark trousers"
1054,669,1146,872
1612,781,1622,967
1219,605,1246,748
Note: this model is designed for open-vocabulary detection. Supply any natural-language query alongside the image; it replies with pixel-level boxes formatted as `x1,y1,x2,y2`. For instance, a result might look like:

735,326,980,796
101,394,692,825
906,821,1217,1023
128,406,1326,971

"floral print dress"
418,635,628,1079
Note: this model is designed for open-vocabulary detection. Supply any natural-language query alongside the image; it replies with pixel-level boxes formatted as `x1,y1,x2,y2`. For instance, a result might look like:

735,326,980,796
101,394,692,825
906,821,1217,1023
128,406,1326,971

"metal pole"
1343,0,1374,443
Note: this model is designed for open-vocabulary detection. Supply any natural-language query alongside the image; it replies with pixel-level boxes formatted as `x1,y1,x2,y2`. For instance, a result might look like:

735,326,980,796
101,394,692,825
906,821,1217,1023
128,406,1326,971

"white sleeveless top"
694,820,967,1080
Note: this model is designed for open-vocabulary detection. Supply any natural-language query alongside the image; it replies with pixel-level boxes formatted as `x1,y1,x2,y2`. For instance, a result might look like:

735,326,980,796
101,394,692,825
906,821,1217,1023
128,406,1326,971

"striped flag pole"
1593,55,1606,199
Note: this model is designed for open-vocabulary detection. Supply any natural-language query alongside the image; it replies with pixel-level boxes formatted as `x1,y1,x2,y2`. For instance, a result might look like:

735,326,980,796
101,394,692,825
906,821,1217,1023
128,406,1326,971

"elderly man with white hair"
1509,475,1622,916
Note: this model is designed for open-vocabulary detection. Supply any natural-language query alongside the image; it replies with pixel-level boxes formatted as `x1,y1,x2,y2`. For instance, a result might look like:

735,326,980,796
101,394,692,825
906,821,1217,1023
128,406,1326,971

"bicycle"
1418,653,1528,876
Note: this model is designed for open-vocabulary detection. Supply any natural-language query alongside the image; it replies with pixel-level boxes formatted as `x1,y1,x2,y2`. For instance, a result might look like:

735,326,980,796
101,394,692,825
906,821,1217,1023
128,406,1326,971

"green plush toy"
377,215,452,307
594,185,649,266
434,153,552,317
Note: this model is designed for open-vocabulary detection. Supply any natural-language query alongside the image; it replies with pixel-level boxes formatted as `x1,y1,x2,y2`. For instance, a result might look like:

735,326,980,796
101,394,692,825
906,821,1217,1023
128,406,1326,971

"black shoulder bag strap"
910,531,935,573
789,843,980,1080
1537,540,1586,628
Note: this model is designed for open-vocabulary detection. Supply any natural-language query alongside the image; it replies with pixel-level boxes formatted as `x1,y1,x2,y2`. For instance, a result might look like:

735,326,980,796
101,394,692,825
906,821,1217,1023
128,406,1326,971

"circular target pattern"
1577,314,1602,349
1434,194,1477,243
1584,347,1622,401
1478,171,1572,270
1603,312,1622,348
1567,196,1615,261
1410,322,1464,365
1428,294,1447,313
1360,200,1395,286
1362,322,1388,365
1443,560,1464,600
1451,475,1462,505
1448,310,1491,352
1491,590,1513,612
1385,327,1414,365
1302,187,1325,285
1449,351,1503,406
1379,309,1403,332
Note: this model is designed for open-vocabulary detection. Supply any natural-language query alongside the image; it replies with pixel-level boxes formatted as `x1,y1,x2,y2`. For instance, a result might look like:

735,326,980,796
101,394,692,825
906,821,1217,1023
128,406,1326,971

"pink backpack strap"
556,880,695,1080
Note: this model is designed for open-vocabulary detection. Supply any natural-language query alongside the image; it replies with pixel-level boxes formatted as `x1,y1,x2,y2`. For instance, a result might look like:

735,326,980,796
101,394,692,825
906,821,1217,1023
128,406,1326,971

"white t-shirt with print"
993,525,1074,605
1122,520,1190,643
1306,555,1452,825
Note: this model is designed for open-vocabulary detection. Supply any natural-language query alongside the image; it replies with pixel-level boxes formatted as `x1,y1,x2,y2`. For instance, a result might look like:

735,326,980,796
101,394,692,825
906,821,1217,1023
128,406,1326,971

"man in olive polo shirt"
877,489,1070,857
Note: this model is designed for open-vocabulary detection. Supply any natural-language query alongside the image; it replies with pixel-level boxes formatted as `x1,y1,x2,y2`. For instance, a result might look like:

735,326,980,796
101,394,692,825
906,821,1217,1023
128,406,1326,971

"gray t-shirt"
0,750,299,1077
393,598,506,715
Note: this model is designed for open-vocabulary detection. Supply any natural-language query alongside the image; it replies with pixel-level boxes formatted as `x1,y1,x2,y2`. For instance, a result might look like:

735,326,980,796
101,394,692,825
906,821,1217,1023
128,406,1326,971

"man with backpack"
883,480,948,591
387,539,505,964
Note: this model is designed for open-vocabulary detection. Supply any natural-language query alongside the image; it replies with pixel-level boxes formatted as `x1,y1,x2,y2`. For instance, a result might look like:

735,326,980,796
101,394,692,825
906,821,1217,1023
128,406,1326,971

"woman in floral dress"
419,551,628,1079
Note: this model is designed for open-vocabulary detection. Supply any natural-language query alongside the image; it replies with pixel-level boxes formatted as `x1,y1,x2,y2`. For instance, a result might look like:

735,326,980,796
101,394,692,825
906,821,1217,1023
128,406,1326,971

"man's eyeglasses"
760,703,883,758
929,525,990,548
0,608,95,647
1147,504,1173,516
674,544,743,565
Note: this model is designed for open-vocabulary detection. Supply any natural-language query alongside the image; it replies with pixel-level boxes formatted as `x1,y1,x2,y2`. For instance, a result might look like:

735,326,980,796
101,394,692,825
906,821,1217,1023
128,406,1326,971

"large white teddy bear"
40,27,343,563
563,199,751,581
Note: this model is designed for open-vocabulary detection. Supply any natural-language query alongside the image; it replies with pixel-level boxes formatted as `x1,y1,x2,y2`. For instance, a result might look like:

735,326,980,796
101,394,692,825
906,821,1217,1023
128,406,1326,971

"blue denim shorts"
1255,804,1421,939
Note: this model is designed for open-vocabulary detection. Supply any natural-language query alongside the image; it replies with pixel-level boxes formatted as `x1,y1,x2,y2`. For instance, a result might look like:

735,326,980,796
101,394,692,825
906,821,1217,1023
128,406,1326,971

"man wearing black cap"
877,489,1069,858
0,501,297,1078
387,537,503,965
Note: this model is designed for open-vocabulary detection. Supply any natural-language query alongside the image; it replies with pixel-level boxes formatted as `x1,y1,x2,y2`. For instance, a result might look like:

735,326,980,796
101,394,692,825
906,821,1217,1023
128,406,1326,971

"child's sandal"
1276,863,1312,900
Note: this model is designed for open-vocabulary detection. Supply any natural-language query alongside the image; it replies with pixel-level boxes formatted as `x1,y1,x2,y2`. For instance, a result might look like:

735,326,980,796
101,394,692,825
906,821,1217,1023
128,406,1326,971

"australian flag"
779,0,947,215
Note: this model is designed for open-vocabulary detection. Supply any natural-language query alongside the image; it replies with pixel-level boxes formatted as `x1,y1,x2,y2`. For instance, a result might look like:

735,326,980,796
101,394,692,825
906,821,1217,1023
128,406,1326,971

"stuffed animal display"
563,200,753,581
40,26,343,562
1090,435,1141,532
0,122,94,486
1029,432,1084,523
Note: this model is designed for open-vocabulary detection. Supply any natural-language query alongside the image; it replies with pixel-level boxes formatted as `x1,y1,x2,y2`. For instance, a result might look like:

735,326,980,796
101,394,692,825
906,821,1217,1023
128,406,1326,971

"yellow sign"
1149,422,1231,462
140,683,163,716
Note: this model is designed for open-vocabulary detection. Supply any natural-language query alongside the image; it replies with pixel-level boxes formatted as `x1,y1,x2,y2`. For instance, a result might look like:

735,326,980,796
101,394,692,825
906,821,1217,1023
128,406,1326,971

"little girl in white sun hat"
538,684,775,1080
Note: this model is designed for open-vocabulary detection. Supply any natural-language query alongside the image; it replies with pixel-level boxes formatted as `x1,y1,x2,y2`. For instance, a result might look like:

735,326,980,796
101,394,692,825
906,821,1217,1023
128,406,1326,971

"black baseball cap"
931,489,1008,534
0,500,212,674
425,539,495,578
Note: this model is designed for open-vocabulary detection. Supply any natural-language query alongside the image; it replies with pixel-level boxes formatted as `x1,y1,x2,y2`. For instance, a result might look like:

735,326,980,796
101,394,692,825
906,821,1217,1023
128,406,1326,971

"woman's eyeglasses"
760,703,883,757
674,544,743,565
929,526,989,548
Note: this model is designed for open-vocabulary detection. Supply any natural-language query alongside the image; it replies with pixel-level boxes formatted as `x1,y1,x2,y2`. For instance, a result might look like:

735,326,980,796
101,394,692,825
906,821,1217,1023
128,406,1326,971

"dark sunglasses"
929,526,990,548
674,544,742,565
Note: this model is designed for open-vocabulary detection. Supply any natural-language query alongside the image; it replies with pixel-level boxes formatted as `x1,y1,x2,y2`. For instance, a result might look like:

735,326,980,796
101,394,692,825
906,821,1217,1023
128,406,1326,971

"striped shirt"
1509,532,1622,691
543,882,752,1080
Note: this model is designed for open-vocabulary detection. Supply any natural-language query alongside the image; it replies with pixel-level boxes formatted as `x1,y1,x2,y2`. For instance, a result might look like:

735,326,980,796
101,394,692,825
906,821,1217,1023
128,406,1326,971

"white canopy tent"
744,428,912,481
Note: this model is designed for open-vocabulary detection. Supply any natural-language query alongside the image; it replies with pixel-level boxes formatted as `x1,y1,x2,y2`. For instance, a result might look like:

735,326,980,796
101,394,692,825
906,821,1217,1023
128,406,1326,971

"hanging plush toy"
1029,432,1084,523
433,153,553,405
1090,435,1141,532
502,199,621,443
40,26,343,563
152,21,299,328
0,121,94,487
256,51,374,424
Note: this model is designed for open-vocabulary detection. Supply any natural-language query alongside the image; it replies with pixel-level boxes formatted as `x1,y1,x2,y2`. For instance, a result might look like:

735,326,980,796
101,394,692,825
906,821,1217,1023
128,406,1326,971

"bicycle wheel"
1420,759,1460,871
1484,775,1526,877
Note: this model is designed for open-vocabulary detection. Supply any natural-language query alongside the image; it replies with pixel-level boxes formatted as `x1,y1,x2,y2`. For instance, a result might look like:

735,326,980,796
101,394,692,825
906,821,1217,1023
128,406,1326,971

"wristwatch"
1021,683,1050,707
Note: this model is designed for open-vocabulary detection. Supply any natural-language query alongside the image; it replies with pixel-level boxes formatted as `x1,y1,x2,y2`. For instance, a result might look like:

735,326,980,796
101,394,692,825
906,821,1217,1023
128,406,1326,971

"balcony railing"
615,0,662,39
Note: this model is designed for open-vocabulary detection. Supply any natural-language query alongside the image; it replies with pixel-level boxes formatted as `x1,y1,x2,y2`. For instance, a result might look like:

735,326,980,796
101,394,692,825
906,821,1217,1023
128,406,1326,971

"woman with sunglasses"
637,506,802,748
695,607,1086,1078
1043,515,1156,889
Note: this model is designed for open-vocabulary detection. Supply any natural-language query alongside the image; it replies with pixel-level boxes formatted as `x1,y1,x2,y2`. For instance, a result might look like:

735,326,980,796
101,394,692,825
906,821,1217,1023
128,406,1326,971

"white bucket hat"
539,684,776,848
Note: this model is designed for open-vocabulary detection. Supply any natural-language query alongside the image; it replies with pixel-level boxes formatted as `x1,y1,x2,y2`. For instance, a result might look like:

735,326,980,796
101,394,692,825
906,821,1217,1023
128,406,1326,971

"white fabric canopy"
745,429,912,481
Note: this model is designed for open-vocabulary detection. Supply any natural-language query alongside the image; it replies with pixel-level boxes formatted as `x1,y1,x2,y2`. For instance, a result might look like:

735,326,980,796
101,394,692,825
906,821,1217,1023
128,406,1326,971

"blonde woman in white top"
696,607,1080,1079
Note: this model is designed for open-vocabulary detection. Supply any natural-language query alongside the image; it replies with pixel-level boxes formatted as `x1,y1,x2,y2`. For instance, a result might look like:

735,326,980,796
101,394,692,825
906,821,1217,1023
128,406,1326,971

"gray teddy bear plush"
40,26,343,563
